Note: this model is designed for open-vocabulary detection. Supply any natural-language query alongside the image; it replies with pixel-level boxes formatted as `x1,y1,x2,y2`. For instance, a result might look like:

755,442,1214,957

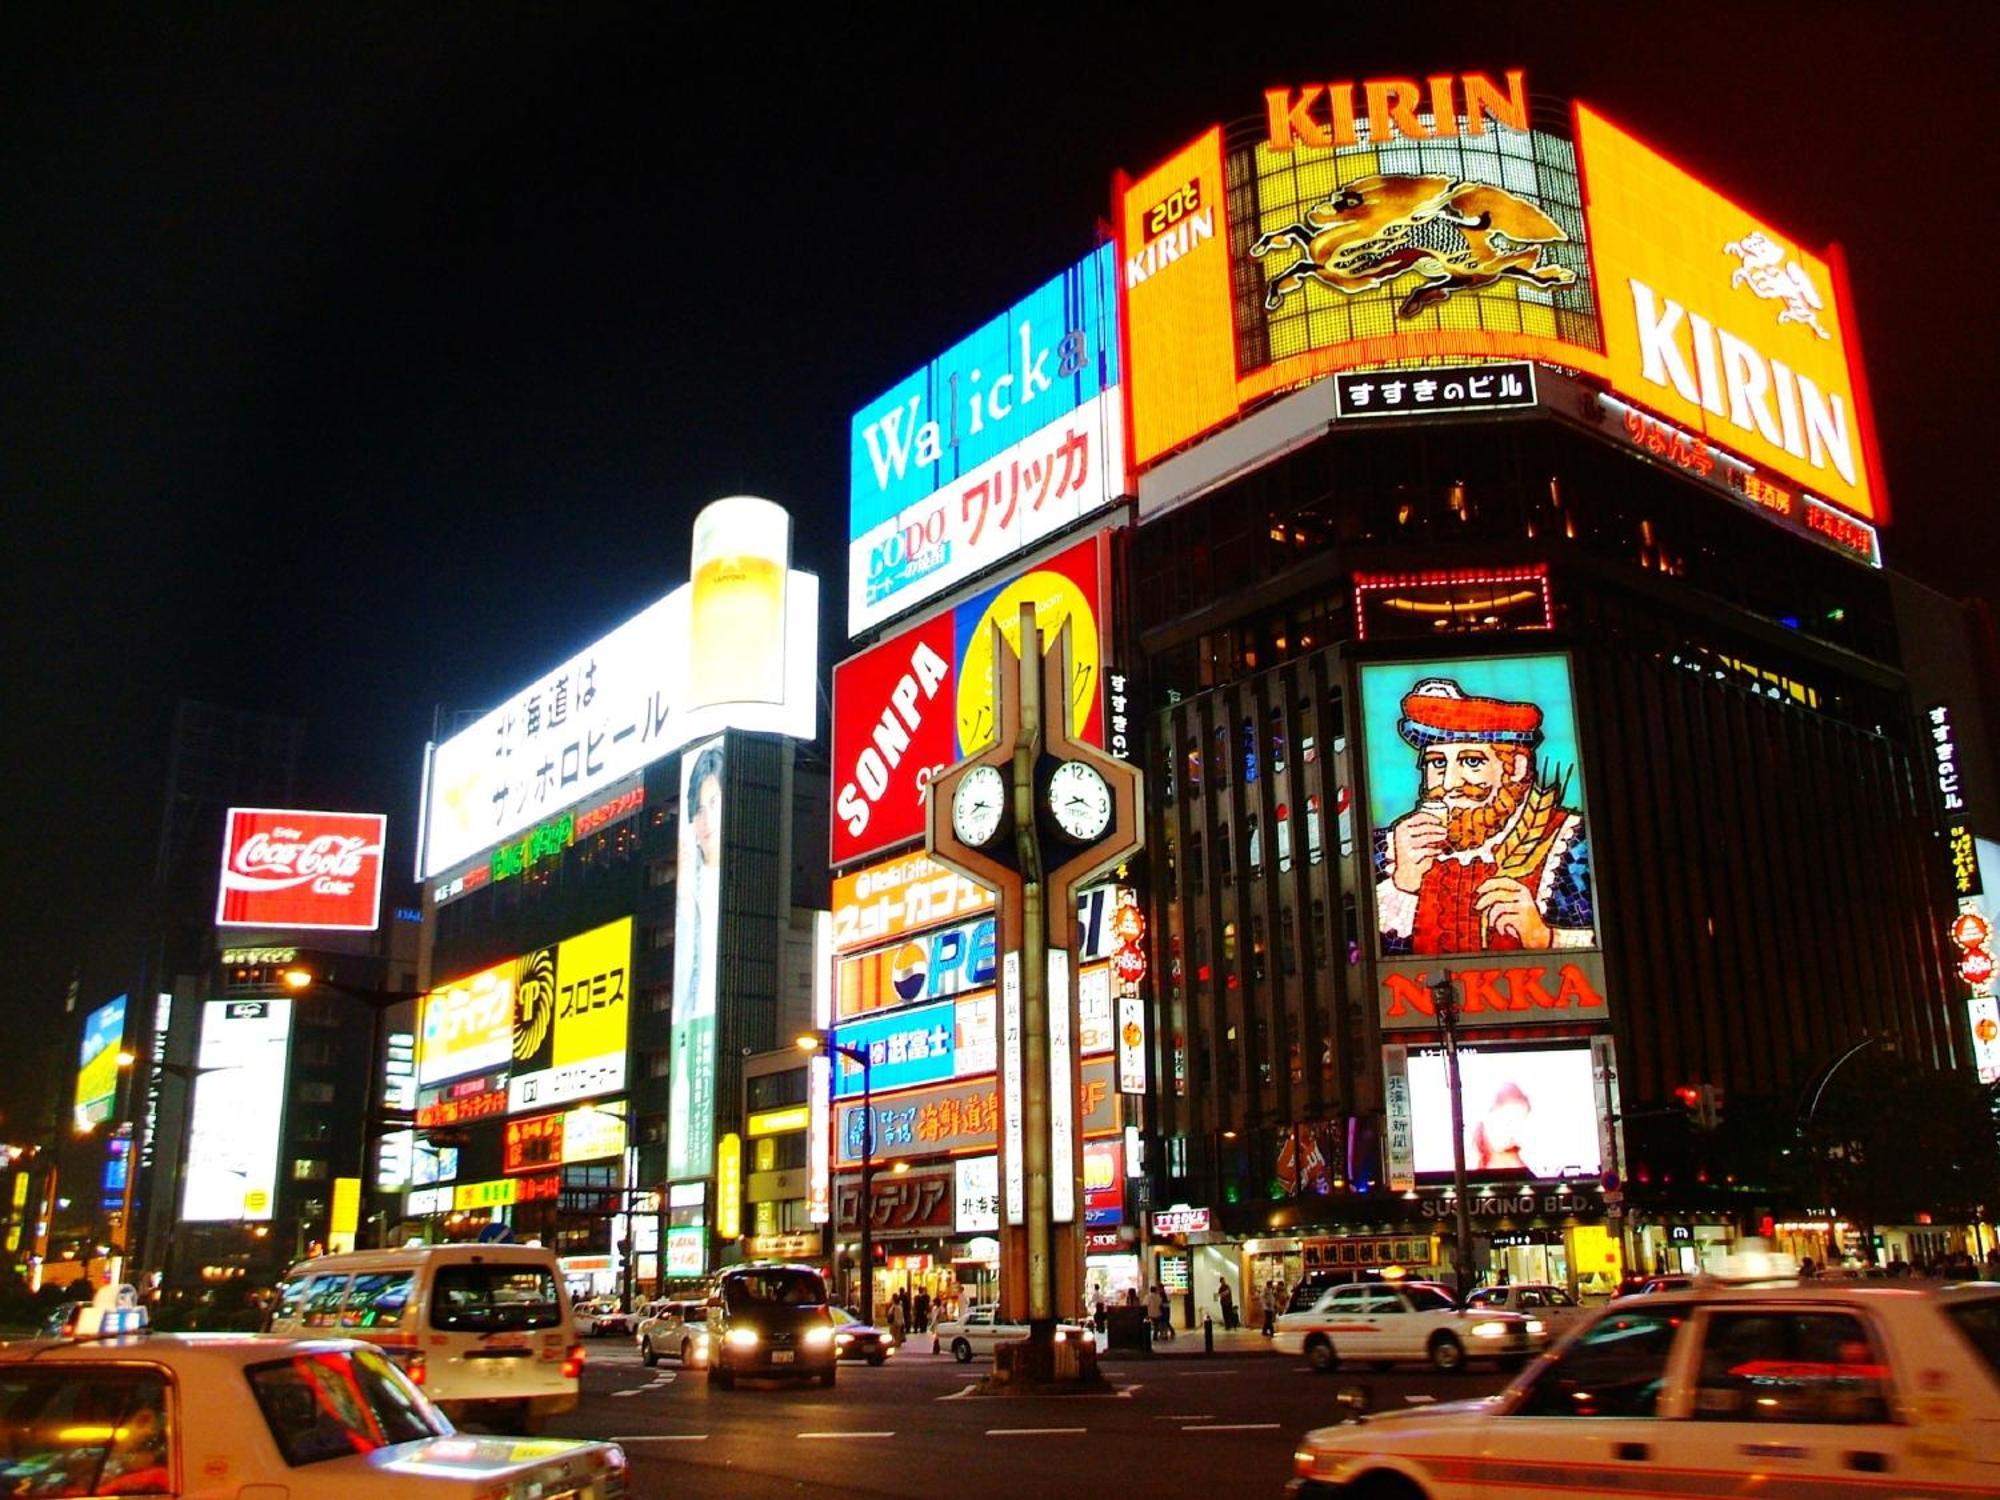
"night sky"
4,7,1993,1097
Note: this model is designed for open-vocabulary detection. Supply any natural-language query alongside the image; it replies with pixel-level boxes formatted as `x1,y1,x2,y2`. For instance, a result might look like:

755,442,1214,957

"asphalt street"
544,1337,1513,1499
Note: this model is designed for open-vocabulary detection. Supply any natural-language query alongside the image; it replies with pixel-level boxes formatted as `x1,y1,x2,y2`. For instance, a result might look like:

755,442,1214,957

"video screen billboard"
849,245,1123,636
216,808,387,931
420,498,818,880
183,999,294,1221
74,995,128,1129
832,530,1109,866
1575,104,1880,523
1405,1044,1601,1179
1361,655,1595,960
668,737,724,1179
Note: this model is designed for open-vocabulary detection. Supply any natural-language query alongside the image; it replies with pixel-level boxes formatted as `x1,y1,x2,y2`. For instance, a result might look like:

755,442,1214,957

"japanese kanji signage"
1928,704,1967,818
1383,1045,1415,1191
216,808,386,931
508,915,632,1113
832,530,1108,866
955,1154,999,1233
833,1057,1119,1166
1334,362,1536,420
834,1163,955,1239
420,500,818,881
832,852,995,955
848,245,1124,636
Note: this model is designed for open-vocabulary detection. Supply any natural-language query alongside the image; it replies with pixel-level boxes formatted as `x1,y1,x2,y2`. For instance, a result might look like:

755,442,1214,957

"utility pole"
1433,974,1476,1300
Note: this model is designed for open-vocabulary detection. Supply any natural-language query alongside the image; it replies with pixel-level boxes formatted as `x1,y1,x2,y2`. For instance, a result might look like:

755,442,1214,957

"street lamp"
1797,1035,1891,1267
797,1032,874,1323
281,968,423,1252
1432,975,1477,1301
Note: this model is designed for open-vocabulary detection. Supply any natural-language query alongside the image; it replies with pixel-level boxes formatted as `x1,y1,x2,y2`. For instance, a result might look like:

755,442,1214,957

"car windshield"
430,1265,563,1332
0,1366,172,1498
1403,1286,1458,1313
247,1346,448,1466
724,1270,826,1308
1943,1292,2000,1379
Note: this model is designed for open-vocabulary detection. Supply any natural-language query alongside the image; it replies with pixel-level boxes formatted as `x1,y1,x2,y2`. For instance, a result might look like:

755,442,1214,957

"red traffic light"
1673,1084,1702,1109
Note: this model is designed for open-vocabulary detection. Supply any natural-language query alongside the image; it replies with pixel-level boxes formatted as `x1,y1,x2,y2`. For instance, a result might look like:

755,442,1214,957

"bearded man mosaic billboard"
1361,657,1595,959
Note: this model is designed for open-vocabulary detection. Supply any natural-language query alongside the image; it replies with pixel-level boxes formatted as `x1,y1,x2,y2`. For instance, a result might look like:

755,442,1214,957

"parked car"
269,1242,583,1432
932,1305,1101,1363
0,1288,628,1498
573,1298,634,1339
705,1263,838,1389
1274,1280,1546,1373
1627,1274,1697,1296
830,1307,896,1365
1463,1282,1590,1334
1290,1277,2000,1498
637,1298,710,1368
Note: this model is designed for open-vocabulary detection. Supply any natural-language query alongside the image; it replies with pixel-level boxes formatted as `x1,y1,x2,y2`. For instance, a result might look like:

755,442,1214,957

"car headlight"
1526,1319,1546,1336
835,1332,853,1346
1470,1320,1508,1338
1292,1447,1356,1483
725,1328,759,1348
804,1327,835,1348
882,1336,895,1348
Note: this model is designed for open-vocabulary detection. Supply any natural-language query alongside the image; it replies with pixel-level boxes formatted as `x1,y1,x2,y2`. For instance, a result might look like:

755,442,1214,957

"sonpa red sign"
217,807,387,931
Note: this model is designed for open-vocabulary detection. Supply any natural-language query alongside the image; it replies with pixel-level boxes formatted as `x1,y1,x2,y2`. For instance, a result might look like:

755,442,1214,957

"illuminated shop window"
1353,565,1553,641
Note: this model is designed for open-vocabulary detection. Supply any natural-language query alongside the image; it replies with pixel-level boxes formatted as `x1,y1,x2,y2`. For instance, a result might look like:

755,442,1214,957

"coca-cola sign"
217,807,387,931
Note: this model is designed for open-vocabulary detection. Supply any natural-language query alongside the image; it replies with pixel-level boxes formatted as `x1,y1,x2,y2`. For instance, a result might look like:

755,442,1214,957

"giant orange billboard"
1576,104,1881,522
1117,127,1238,466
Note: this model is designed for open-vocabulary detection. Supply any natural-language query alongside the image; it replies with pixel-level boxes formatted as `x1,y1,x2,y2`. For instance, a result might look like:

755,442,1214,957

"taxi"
1274,1280,1546,1373
0,1286,628,1499
1289,1254,2000,1498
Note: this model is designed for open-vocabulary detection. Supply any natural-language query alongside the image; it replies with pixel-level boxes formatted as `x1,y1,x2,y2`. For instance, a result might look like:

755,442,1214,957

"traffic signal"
1674,1083,1702,1121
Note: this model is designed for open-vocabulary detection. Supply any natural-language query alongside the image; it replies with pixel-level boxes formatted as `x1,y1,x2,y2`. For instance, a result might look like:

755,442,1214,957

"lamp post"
1432,975,1477,1301
282,968,423,1252
1798,1035,1888,1267
798,1033,873,1323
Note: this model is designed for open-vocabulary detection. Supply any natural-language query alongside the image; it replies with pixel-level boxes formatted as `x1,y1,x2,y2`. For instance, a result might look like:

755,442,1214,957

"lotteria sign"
832,531,1108,866
848,245,1123,635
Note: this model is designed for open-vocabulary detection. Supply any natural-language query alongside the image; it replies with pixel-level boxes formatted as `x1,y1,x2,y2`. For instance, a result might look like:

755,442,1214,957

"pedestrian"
1217,1280,1236,1330
1092,1289,1107,1333
913,1287,930,1333
886,1295,906,1343
1145,1283,1170,1340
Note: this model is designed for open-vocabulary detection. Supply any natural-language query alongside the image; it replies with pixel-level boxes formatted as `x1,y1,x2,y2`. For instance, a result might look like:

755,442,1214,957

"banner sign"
217,808,386,931
849,245,1123,635
832,531,1108,866
667,738,725,1177
833,1163,954,1239
420,498,818,880
834,1057,1117,1166
832,852,994,955
507,915,633,1112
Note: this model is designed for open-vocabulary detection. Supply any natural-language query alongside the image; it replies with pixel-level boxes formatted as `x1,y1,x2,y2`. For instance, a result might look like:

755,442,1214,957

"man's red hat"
1396,678,1543,749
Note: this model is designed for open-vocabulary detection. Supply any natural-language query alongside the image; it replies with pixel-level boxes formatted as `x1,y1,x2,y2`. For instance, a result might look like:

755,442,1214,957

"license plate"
771,1350,794,1364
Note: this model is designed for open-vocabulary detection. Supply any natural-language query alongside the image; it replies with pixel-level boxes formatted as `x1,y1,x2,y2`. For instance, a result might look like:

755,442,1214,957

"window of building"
1280,907,1297,975
1213,723,1229,785
1251,916,1266,980
1242,717,1258,783
747,1069,808,1111
296,1082,336,1105
643,985,671,1015
1245,815,1261,875
292,1158,329,1182
645,1049,672,1079
1217,824,1233,882
1187,832,1205,895
1269,706,1288,775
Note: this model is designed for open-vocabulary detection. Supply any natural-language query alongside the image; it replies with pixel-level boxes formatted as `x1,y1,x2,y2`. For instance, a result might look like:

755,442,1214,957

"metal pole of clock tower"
1014,607,1053,1334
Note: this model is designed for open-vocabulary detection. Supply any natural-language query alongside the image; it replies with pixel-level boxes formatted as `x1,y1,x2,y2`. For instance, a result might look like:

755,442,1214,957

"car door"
1316,1285,1381,1356
965,1307,996,1354
1671,1303,1902,1485
1367,1288,1417,1359
1478,1302,1687,1491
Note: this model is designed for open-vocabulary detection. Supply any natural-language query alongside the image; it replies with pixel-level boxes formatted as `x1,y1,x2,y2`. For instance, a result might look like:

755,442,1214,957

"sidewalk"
1118,1323,1277,1358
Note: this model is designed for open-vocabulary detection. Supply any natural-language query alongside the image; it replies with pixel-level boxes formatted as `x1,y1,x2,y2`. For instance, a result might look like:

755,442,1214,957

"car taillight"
406,1353,427,1387
561,1345,586,1380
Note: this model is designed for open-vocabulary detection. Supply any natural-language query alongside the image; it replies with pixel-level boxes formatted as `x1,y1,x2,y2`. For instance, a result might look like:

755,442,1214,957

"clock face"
951,765,1006,848
1047,760,1112,844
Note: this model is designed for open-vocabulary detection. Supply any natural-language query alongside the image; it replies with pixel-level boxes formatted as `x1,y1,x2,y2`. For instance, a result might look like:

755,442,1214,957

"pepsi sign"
837,916,997,1020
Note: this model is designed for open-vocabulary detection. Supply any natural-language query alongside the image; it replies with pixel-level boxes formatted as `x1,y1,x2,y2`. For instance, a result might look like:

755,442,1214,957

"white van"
270,1243,582,1430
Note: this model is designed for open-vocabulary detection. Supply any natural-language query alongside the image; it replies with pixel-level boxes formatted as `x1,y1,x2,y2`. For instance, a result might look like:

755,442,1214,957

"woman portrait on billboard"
1471,1081,1533,1172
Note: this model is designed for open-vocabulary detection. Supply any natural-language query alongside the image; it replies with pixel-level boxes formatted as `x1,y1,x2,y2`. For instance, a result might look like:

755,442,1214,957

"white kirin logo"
1724,231,1829,340
226,828,380,893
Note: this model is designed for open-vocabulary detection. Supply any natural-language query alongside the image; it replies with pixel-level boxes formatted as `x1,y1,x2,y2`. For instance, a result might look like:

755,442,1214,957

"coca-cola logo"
224,829,380,893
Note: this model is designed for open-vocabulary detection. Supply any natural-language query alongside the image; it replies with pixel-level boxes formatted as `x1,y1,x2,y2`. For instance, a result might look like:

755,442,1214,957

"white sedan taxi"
1274,1280,1546,1372
934,1306,1100,1362
1290,1276,2000,1498
1463,1282,1591,1336
0,1292,627,1499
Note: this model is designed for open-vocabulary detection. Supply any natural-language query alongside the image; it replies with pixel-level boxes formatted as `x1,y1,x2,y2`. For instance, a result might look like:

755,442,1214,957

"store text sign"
1265,70,1529,150
1378,954,1610,1031
1152,1206,1211,1236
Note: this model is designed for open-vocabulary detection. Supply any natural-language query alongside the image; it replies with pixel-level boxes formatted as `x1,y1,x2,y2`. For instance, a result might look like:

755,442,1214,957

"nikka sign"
217,807,387,931
1377,952,1609,1032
